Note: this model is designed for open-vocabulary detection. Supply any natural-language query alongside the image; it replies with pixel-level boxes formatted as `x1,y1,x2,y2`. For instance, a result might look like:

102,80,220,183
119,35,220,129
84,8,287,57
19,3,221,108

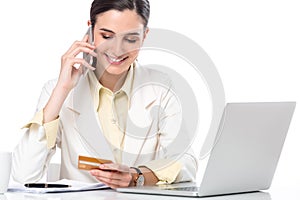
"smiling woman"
12,0,198,189
91,9,147,86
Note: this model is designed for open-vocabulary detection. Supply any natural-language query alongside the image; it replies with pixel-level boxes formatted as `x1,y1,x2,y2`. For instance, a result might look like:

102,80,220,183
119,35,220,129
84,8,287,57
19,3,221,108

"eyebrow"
99,28,141,36
99,28,115,34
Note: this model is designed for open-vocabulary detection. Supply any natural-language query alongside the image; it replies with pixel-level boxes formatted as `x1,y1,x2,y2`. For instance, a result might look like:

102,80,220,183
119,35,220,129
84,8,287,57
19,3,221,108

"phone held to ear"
82,27,94,76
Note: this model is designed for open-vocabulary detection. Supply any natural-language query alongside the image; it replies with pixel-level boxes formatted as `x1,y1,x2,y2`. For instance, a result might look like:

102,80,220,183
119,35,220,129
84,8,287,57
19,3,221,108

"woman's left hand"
90,163,133,189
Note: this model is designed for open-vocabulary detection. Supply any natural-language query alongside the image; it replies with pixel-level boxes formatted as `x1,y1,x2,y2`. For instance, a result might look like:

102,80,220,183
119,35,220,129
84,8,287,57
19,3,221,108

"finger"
74,64,83,75
100,181,120,189
69,46,97,58
98,164,118,171
90,170,131,187
65,40,95,55
99,164,129,173
94,172,131,188
72,58,95,70
90,170,132,189
90,169,120,180
97,177,129,188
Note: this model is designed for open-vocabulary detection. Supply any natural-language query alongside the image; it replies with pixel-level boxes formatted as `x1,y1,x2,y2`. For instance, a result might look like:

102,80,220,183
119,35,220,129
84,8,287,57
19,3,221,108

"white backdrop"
0,0,299,188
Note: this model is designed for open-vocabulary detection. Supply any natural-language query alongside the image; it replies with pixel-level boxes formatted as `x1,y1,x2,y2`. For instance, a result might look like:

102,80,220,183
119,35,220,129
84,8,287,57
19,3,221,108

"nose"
108,37,126,58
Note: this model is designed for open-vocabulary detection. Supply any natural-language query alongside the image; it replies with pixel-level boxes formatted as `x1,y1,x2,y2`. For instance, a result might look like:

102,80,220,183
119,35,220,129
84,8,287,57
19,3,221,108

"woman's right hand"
57,34,96,92
43,34,96,123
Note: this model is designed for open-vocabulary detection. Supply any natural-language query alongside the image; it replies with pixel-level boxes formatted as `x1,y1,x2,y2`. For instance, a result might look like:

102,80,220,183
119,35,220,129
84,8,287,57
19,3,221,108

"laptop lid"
198,102,296,196
117,102,296,197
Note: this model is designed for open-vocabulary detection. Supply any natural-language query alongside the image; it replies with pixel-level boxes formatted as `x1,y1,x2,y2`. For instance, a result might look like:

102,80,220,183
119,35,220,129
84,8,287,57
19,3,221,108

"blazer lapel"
122,67,160,166
69,75,114,160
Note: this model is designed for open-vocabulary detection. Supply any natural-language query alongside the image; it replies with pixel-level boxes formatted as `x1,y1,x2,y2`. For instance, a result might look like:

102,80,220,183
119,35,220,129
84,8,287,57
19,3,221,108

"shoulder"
133,63,172,88
131,64,178,106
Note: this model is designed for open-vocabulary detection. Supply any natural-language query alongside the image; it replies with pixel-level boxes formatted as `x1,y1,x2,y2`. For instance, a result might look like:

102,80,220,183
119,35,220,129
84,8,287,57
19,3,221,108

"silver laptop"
117,102,296,197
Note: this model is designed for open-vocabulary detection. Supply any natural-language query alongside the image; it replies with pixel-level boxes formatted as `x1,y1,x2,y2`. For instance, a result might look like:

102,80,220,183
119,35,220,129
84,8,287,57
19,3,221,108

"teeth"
108,55,123,62
112,58,122,62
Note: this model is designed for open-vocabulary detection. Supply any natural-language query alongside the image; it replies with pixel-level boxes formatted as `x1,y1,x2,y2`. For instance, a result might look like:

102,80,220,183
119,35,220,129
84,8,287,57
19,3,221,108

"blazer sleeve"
12,79,60,183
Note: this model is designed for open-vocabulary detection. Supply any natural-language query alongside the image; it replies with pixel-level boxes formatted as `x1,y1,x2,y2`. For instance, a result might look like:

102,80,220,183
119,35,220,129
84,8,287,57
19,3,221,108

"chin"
105,67,126,75
104,61,133,75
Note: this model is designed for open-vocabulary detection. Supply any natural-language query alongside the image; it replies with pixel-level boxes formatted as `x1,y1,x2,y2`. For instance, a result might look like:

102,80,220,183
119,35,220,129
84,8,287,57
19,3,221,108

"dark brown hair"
90,0,150,28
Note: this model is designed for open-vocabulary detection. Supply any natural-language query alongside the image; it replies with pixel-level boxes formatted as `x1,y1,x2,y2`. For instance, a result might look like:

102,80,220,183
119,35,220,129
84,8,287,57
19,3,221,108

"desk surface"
1,186,299,200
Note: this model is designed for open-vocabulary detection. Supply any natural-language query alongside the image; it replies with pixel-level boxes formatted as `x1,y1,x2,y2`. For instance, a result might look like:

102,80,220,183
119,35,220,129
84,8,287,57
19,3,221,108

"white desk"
1,186,299,200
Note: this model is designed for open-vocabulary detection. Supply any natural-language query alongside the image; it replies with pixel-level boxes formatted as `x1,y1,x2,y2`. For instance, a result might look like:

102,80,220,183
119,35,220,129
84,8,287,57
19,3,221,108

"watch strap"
130,167,144,186
130,167,142,175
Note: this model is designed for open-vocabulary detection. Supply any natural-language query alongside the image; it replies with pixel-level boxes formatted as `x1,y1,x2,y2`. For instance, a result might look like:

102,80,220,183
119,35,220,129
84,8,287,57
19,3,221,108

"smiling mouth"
105,53,129,65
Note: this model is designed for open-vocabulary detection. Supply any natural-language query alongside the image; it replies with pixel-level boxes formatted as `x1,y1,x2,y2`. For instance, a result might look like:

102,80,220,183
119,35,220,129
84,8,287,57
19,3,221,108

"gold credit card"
78,155,113,170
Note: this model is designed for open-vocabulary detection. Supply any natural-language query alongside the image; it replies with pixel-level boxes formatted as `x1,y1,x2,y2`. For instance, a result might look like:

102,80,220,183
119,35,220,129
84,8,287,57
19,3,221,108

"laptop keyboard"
165,186,199,192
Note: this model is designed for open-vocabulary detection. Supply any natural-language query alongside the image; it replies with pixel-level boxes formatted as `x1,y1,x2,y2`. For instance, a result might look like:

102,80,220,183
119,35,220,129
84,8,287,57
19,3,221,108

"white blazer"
12,65,198,183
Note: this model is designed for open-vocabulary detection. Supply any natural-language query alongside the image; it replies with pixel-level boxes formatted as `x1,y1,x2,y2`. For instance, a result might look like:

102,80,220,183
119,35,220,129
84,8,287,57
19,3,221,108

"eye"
124,36,139,44
101,34,113,40
125,38,137,43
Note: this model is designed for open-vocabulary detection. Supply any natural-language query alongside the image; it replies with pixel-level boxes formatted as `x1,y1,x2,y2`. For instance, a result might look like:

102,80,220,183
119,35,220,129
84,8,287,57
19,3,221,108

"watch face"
136,175,145,186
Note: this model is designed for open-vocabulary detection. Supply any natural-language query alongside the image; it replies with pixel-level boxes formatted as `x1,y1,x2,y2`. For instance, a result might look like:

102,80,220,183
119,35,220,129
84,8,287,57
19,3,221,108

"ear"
87,20,91,27
143,27,150,41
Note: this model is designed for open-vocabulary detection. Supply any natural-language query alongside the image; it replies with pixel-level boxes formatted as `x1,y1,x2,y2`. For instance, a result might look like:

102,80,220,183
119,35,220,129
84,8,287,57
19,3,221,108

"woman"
12,0,198,189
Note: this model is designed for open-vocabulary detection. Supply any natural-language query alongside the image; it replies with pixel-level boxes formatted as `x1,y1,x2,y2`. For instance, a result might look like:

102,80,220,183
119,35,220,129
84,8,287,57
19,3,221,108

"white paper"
8,179,110,193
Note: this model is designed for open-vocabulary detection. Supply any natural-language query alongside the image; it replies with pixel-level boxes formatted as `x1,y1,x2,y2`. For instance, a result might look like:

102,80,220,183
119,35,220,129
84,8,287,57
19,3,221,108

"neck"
96,69,128,92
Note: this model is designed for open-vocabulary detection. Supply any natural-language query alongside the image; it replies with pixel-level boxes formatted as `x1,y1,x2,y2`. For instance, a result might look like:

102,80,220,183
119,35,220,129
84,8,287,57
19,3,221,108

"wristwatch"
130,167,145,186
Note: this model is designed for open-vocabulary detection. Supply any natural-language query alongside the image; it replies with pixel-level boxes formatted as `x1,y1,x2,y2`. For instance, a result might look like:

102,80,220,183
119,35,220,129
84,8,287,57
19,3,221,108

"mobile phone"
82,27,94,76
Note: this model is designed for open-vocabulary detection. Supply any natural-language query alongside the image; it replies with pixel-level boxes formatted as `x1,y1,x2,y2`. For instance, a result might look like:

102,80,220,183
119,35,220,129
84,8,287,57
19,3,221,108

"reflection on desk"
2,190,271,200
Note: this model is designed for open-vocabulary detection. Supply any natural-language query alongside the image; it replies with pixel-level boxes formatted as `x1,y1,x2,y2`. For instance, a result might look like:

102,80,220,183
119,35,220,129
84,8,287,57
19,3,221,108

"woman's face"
92,9,147,75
